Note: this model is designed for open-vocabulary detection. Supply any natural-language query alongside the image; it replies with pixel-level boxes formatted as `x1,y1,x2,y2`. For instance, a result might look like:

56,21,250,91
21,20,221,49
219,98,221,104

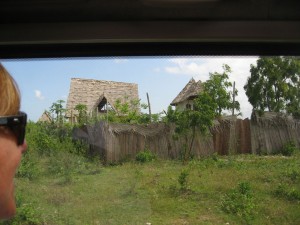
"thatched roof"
66,78,139,117
251,111,300,128
38,111,52,123
170,78,204,106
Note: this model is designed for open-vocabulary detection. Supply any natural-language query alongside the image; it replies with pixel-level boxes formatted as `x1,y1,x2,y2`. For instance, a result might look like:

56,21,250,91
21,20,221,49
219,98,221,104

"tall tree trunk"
184,127,196,165
232,81,235,116
189,126,196,156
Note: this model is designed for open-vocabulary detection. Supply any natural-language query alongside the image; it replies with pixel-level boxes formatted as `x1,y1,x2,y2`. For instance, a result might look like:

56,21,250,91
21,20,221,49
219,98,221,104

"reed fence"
73,113,300,163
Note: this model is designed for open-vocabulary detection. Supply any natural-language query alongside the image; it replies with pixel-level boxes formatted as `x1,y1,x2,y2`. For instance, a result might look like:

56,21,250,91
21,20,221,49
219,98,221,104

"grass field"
3,152,300,225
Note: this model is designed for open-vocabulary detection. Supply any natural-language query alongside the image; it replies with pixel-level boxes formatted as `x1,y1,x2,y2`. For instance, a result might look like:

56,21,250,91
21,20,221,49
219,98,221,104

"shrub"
211,152,219,162
274,183,300,201
46,151,100,183
221,182,256,223
47,152,74,183
16,151,40,180
26,122,59,156
280,141,298,156
284,167,300,183
167,169,190,196
238,181,252,195
135,149,156,163
178,169,189,191
26,122,91,158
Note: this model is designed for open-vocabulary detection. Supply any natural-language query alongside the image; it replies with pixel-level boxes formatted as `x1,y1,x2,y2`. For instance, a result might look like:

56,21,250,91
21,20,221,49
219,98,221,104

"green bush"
16,151,40,180
280,141,298,156
135,149,156,163
274,183,300,201
26,122,90,157
238,181,252,195
26,122,59,156
211,152,219,162
221,182,256,223
178,169,189,191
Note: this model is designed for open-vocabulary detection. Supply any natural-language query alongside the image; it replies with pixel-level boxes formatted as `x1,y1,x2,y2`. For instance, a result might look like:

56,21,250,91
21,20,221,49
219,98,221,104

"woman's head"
0,64,20,115
0,63,27,219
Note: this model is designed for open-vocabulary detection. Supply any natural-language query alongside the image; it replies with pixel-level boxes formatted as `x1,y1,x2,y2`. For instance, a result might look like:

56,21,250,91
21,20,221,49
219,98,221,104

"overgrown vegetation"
164,92,217,164
3,152,299,225
2,98,300,225
178,169,190,191
15,121,99,185
280,141,299,156
274,183,300,202
74,97,162,125
221,181,257,223
4,193,41,225
135,149,156,163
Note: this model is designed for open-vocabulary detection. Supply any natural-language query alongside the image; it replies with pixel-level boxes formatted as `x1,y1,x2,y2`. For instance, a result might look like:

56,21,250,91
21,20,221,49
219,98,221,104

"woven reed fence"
212,116,252,155
73,113,300,163
250,112,300,155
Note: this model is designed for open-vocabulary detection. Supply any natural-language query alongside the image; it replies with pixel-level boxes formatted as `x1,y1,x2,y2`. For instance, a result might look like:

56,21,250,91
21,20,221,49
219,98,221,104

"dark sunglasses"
0,111,27,145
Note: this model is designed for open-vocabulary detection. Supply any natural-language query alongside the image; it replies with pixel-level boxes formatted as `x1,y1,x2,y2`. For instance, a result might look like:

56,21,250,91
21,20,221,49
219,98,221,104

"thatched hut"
170,78,204,111
38,111,53,123
66,78,139,123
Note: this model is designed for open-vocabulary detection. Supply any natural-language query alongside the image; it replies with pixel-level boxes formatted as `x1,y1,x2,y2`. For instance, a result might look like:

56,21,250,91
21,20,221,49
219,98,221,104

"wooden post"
232,81,235,116
147,92,152,122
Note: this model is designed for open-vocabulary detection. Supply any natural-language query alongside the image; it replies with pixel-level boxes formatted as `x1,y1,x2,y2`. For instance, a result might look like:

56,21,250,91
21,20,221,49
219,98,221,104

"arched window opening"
98,97,107,113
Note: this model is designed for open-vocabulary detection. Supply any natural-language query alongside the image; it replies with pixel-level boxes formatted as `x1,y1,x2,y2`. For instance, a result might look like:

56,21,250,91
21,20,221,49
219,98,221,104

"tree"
111,98,142,123
74,104,88,125
285,59,300,119
244,56,300,116
103,98,159,124
50,100,66,124
165,92,217,164
204,64,240,116
286,83,300,119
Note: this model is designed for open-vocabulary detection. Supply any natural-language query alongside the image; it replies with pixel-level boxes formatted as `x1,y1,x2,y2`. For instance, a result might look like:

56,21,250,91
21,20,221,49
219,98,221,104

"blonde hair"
0,63,20,116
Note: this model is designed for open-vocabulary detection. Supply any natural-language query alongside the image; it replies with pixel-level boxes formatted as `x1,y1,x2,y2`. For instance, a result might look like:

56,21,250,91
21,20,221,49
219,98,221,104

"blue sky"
1,56,258,122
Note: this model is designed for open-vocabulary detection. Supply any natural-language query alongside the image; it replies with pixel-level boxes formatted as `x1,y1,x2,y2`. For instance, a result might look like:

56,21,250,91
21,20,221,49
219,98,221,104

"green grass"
3,153,300,225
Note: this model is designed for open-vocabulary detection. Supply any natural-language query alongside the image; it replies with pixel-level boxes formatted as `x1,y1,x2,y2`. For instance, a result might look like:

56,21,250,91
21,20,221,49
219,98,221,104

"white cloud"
34,90,45,100
114,58,128,64
165,56,259,118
